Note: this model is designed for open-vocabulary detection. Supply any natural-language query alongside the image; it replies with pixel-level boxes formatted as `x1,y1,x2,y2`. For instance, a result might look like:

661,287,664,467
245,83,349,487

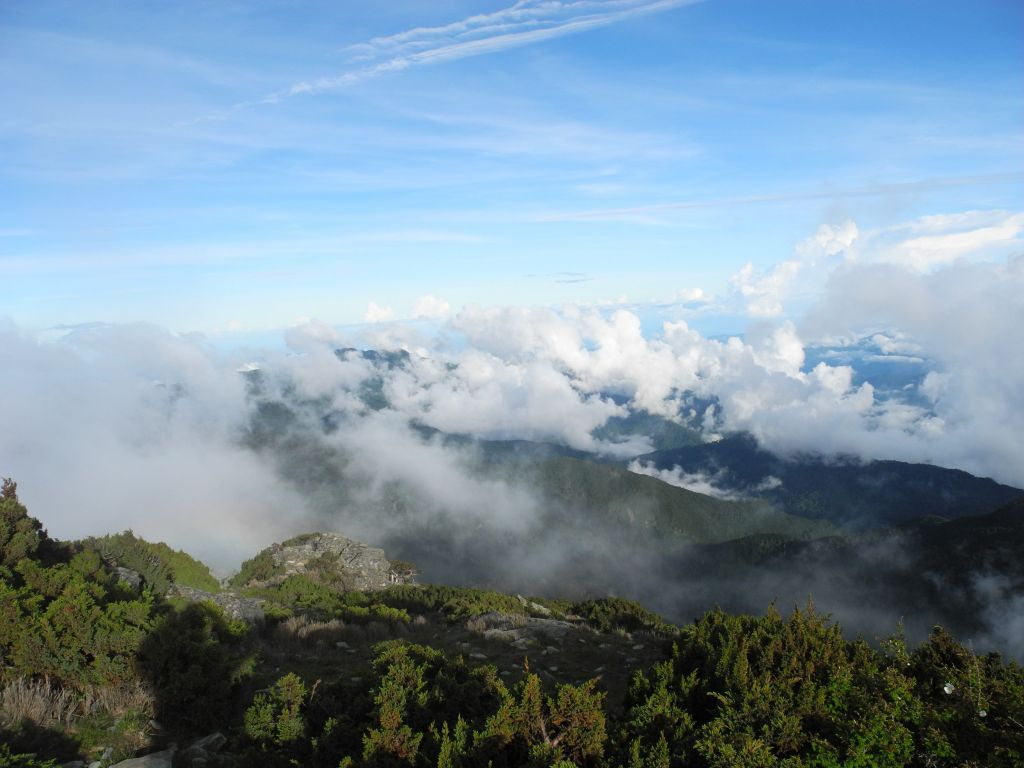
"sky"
2,0,1022,335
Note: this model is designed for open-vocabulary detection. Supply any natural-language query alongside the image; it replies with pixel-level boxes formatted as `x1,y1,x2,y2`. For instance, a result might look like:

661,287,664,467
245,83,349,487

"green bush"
81,530,220,593
245,672,308,748
136,602,252,732
570,597,676,636
230,549,281,588
0,745,57,768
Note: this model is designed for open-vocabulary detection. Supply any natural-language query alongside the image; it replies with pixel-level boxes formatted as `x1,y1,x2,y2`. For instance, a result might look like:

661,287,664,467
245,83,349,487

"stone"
516,594,552,617
483,628,522,643
59,762,86,768
110,748,175,768
188,733,226,753
114,567,142,590
172,745,209,768
168,585,264,624
247,533,414,592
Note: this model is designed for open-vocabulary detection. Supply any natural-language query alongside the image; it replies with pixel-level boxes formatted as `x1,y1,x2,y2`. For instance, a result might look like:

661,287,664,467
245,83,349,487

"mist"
2,217,1023,656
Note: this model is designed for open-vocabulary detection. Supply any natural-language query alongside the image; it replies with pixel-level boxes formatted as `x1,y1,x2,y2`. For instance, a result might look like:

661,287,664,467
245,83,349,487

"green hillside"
522,456,837,546
637,432,1023,528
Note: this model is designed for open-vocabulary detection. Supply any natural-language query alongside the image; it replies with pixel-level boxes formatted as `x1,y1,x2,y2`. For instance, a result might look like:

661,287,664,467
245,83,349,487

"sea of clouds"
2,210,1022,565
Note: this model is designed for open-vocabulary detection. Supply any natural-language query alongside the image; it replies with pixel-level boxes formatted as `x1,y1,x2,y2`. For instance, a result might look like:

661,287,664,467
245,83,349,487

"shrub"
245,672,308,748
81,531,220,593
136,602,251,732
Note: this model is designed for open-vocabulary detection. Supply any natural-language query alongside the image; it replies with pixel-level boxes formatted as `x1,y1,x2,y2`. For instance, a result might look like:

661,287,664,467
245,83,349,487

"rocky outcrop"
168,585,264,623
114,566,143,590
108,732,226,768
472,611,583,648
248,532,416,592
110,748,174,767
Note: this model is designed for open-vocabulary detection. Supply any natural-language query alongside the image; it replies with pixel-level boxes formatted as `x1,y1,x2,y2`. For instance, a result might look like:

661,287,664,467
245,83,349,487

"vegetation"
81,529,221,593
2,476,1022,766
519,457,837,546
637,432,1023,529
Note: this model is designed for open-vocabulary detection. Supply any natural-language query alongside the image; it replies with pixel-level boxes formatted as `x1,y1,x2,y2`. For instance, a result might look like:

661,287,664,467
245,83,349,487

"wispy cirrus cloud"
531,172,1024,223
265,0,699,102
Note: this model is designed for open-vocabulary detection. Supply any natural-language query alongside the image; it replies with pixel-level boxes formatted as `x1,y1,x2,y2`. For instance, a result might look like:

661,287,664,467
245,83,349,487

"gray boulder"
168,585,264,624
110,748,175,768
246,532,415,592
114,567,143,590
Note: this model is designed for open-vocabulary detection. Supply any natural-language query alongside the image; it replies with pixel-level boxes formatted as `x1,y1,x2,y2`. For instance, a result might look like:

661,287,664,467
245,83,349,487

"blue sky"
2,0,1022,335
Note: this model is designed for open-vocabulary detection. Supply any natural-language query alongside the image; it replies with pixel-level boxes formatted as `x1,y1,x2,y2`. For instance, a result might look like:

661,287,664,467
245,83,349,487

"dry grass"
83,680,155,718
275,615,349,649
0,677,78,729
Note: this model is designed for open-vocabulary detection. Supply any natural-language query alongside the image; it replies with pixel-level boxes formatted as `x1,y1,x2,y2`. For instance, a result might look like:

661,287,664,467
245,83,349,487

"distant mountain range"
237,348,1024,655
633,432,1022,529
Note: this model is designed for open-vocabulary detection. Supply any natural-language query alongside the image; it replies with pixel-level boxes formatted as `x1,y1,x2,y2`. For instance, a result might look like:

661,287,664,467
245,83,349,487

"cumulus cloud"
731,220,858,318
412,294,451,319
364,301,395,323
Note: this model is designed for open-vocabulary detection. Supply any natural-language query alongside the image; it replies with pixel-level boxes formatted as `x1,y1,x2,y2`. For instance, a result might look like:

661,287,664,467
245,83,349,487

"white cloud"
627,461,746,500
412,294,451,319
0,323,315,569
731,220,857,318
267,0,699,101
796,220,859,258
364,302,395,323
854,210,1024,271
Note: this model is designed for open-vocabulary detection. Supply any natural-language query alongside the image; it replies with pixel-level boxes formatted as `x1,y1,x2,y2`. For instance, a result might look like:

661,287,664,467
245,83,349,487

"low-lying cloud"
1,209,1021,655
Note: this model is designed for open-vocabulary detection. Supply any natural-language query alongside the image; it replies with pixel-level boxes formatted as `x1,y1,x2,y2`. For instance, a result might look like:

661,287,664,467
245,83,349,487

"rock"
188,733,225,753
248,533,415,591
172,745,210,768
169,585,264,624
516,594,552,617
114,567,142,590
59,761,86,768
469,652,488,660
110,748,175,768
483,628,522,643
